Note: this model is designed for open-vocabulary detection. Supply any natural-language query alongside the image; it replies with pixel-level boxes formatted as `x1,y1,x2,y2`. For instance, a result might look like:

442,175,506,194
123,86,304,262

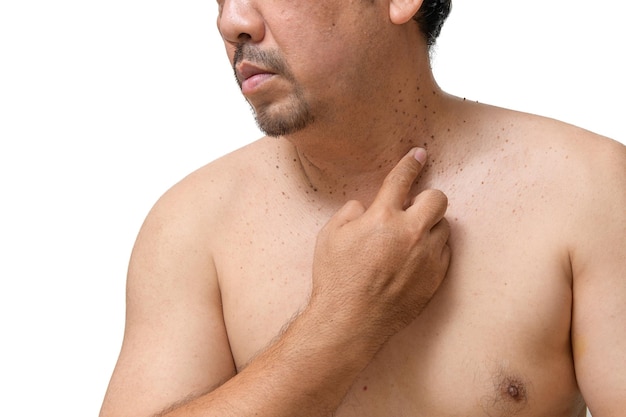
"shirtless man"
100,1,626,416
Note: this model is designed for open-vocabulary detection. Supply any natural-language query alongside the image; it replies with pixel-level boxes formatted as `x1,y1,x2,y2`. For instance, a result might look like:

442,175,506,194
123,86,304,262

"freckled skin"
100,2,626,417
106,104,623,417
124,103,614,417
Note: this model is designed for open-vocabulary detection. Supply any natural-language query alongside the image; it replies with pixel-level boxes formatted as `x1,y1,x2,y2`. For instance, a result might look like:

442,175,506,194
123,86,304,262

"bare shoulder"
463,102,626,250
478,104,625,190
101,136,283,417
150,136,281,226
522,110,625,171
515,110,625,198
500,107,626,258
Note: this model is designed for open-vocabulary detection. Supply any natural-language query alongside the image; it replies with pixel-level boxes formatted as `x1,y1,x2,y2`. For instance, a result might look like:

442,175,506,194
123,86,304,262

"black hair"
413,0,452,47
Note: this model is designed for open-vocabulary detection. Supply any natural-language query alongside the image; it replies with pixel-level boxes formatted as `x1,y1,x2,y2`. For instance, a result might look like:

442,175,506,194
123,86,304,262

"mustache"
233,43,289,76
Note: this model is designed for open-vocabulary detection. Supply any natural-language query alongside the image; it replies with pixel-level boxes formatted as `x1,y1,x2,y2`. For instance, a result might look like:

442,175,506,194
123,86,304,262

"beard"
233,44,314,137
252,89,313,137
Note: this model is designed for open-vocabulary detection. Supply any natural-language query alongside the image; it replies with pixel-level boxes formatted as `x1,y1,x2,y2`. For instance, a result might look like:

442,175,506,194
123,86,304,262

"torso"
203,105,590,417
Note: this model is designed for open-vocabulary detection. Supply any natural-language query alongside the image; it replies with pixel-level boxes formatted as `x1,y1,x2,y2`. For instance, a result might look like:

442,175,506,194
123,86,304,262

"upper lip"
236,62,275,84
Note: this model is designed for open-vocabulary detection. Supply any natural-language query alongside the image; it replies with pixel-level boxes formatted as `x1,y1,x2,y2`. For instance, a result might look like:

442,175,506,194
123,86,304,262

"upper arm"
570,138,626,415
100,175,236,417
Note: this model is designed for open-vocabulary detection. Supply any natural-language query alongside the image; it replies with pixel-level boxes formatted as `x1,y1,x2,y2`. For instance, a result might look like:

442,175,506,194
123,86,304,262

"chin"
254,103,315,137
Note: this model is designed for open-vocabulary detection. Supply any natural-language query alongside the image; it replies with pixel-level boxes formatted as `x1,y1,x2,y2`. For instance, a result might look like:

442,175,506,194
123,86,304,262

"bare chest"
213,178,584,416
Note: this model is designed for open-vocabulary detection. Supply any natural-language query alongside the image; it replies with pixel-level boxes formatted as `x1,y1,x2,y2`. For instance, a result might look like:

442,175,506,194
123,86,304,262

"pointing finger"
371,148,427,210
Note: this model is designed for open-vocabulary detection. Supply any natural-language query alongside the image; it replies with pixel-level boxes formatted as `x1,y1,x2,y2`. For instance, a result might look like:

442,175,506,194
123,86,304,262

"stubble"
233,44,314,137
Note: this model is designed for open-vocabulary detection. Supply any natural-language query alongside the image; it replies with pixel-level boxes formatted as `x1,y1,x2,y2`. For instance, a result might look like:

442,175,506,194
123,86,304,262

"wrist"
287,300,386,373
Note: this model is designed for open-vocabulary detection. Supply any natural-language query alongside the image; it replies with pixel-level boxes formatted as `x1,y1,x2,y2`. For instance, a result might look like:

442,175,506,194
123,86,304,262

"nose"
217,0,265,46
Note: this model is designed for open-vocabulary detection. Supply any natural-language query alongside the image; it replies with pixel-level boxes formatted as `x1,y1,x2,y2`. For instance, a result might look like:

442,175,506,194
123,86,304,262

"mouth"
235,62,277,94
236,62,275,84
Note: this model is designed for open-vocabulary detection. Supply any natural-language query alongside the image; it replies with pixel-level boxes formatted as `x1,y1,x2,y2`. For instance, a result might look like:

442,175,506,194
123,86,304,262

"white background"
0,1,623,416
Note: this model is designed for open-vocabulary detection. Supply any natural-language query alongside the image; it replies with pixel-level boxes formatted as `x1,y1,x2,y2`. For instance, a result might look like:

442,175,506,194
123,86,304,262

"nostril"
216,0,265,45
238,33,252,42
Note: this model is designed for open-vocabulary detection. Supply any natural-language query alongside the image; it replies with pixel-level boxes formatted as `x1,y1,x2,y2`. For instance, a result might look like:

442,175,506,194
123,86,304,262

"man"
100,0,626,416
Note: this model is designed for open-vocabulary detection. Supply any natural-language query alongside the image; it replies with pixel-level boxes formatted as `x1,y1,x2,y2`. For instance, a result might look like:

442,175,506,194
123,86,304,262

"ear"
389,0,424,25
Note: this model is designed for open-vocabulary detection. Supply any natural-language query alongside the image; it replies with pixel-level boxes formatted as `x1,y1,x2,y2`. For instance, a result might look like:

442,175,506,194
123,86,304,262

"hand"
311,148,450,345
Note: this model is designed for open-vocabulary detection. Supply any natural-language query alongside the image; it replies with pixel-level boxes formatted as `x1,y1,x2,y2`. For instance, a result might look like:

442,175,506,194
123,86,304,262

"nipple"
482,369,529,415
500,377,526,403
507,383,521,400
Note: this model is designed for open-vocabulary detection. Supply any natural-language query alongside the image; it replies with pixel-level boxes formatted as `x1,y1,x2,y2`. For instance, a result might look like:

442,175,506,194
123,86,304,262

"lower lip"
241,73,274,95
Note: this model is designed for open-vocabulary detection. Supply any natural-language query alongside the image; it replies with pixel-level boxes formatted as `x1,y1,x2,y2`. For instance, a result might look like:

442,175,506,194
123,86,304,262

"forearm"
161,306,380,417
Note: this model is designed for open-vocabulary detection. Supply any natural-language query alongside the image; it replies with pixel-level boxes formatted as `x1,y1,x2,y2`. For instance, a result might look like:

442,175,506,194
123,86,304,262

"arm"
570,139,626,416
101,148,451,417
99,170,237,417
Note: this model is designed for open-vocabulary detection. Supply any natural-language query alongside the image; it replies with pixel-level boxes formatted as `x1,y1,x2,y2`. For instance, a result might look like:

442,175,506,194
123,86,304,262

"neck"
282,73,455,207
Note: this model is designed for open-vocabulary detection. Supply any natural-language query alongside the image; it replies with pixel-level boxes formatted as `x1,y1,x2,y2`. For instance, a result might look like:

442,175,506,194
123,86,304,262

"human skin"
99,0,626,416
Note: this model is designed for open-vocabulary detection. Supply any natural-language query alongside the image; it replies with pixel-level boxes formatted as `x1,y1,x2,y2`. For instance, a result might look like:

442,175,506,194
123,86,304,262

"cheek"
267,0,355,47
264,3,388,94
269,28,347,85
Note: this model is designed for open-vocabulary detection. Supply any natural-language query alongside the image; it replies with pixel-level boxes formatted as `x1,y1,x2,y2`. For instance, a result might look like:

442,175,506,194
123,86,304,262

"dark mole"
363,385,368,391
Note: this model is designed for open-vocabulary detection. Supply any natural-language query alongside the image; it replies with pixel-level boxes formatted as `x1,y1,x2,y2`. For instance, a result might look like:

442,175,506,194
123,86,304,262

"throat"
293,144,415,207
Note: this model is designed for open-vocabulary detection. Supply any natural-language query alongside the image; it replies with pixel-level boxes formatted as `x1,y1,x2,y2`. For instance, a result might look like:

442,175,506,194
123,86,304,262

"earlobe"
389,0,424,25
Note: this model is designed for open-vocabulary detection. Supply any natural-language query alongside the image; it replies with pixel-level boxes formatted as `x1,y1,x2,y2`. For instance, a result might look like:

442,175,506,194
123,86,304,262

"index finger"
371,148,427,210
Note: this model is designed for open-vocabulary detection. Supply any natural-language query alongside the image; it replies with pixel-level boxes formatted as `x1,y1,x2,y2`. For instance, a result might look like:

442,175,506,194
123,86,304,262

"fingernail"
413,148,427,165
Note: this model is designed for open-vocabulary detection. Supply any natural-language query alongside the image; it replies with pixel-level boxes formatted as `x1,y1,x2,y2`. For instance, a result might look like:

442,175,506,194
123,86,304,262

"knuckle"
387,160,419,184
415,189,448,215
423,188,448,205
370,206,394,225
344,199,365,210
342,199,366,216
384,170,414,191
